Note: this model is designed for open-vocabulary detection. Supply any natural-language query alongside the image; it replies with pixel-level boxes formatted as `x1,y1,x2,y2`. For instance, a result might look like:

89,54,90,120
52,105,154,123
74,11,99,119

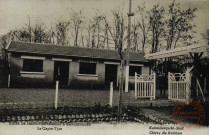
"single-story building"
6,41,149,88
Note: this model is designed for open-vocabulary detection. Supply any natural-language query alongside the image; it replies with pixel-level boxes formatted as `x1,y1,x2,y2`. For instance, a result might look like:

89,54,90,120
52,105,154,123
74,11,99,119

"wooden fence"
135,73,156,100
168,72,191,101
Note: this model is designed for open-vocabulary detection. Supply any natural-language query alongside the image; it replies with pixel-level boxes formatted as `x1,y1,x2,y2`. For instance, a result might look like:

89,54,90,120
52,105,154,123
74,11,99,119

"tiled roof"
7,41,148,62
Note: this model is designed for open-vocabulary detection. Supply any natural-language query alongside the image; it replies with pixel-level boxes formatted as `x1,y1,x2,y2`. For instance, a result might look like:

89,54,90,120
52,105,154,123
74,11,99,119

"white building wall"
142,66,150,74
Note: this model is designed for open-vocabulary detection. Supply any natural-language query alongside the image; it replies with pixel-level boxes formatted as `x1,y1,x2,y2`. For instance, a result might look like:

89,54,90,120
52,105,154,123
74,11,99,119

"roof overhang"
145,44,209,60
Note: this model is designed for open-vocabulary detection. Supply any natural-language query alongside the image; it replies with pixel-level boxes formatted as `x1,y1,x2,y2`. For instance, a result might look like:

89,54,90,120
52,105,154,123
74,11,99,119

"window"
79,62,96,75
129,66,141,76
23,59,43,72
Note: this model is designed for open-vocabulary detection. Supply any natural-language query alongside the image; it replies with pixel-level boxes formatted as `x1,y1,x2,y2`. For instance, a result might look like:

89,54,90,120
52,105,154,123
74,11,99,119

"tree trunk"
117,58,124,123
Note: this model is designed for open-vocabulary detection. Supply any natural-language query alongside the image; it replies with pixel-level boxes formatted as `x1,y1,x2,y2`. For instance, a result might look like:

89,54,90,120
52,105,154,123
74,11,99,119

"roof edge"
8,41,146,55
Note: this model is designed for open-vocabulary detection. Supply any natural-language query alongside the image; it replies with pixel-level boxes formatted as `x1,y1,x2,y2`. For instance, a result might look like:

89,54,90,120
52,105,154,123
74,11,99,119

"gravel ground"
0,88,208,126
0,88,175,109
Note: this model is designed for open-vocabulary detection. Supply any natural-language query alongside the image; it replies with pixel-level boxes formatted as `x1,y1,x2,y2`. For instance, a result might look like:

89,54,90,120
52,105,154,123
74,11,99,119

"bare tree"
103,23,110,49
90,14,106,48
49,25,56,44
9,18,51,44
104,10,127,123
85,16,109,49
96,15,101,48
104,10,127,51
32,19,48,43
54,19,70,45
132,20,139,52
91,21,97,48
0,34,10,60
149,4,165,53
146,4,166,73
0,29,22,60
165,0,197,50
135,3,150,53
80,29,85,47
70,10,84,46
24,16,32,42
85,19,92,48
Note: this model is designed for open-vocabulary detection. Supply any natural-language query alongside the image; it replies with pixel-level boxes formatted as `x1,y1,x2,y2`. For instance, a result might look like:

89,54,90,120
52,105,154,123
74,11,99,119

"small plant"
93,102,101,113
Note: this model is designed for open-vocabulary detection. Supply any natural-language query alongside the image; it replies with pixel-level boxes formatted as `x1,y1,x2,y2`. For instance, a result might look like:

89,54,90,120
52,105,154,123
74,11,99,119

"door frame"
104,62,120,87
52,58,71,86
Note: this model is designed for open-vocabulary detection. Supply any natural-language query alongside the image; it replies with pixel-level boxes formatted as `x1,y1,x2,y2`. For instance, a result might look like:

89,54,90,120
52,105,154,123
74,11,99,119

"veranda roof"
145,44,209,60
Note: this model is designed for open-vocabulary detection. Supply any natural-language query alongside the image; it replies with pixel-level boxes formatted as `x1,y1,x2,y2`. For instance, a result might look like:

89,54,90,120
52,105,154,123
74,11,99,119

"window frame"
79,62,97,75
129,65,142,77
21,56,45,73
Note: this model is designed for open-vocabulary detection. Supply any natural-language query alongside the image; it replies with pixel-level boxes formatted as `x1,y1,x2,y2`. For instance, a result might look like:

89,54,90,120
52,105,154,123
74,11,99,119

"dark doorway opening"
105,64,118,87
54,61,69,85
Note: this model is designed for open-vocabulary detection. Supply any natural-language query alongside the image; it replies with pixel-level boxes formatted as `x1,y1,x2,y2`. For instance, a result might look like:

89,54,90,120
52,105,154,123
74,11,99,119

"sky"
0,0,209,43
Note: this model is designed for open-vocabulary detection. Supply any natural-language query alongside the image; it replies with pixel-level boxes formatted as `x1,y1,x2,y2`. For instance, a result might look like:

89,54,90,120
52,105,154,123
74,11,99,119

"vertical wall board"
96,63,105,83
69,61,79,83
10,55,23,76
43,58,54,82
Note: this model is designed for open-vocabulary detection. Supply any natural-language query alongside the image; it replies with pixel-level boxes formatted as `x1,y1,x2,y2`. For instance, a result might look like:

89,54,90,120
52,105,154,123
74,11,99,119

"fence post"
135,72,137,99
8,74,10,88
55,81,59,110
168,72,170,99
153,72,156,99
185,70,191,100
109,82,113,107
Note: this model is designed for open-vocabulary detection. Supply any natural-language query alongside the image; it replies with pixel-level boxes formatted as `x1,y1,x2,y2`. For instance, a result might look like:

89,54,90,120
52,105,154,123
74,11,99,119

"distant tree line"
0,1,199,62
